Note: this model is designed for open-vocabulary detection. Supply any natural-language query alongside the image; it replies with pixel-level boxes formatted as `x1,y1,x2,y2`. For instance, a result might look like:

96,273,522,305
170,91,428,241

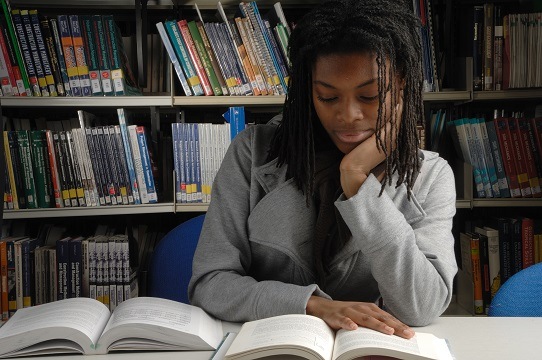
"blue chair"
148,214,205,303
488,262,542,317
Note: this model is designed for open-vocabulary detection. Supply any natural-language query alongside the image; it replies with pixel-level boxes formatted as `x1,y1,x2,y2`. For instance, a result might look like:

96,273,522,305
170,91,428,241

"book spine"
511,218,522,275
88,238,96,300
92,127,113,205
106,125,128,205
485,119,510,197
518,117,541,197
521,218,534,269
95,238,103,304
187,20,223,96
116,109,141,204
508,117,531,197
14,239,23,310
204,22,239,95
69,238,82,298
135,126,156,203
101,239,110,309
49,17,72,96
56,238,69,300
0,0,30,95
80,15,102,96
164,20,204,96
96,126,118,205
127,125,148,204
115,239,123,305
228,19,259,96
218,22,252,95
12,9,40,96
81,238,89,298
29,130,51,208
113,125,134,204
66,130,86,206
20,9,49,96
0,19,19,95
483,3,494,91
177,19,213,96
195,20,228,95
493,117,522,197
59,130,79,206
84,127,105,205
235,17,268,95
155,21,192,96
57,14,82,96
3,131,19,209
92,15,113,96
0,241,10,320
21,239,36,307
477,118,500,197
0,26,13,96
478,234,491,314
16,130,38,208
108,237,117,310
263,18,289,86
121,237,131,302
52,131,70,207
70,128,93,206
469,233,484,315
493,5,503,90
29,10,57,96
102,15,127,96
8,132,26,208
39,17,65,96
68,15,92,96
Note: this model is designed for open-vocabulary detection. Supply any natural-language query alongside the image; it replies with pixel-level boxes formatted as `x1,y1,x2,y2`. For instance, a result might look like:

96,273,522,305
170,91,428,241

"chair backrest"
488,262,542,317
148,214,205,303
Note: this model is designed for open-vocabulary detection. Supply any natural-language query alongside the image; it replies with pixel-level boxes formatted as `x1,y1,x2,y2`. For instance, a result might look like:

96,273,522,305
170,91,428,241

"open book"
225,314,453,360
0,297,223,357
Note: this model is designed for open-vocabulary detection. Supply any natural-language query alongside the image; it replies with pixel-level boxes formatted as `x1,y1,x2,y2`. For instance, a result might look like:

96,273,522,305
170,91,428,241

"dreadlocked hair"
267,0,424,201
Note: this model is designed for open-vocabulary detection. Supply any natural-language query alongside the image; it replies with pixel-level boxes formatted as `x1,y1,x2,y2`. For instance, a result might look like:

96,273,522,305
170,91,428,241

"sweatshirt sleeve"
335,158,458,326
188,127,328,322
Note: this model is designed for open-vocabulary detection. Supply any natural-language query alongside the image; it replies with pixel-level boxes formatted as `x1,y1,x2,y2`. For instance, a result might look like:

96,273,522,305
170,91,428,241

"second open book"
225,314,454,360
0,297,223,357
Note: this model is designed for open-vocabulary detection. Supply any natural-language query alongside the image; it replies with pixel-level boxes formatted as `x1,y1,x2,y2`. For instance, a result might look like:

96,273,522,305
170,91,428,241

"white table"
10,316,542,360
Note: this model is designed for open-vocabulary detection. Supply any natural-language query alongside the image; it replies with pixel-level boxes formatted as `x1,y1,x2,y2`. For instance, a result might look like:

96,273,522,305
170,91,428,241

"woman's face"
311,52,402,154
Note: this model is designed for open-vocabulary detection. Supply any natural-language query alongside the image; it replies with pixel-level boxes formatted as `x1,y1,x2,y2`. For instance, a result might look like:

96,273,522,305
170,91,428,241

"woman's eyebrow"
312,78,378,89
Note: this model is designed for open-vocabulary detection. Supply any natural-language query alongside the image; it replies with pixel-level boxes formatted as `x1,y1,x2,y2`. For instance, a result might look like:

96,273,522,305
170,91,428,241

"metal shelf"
173,95,286,107
0,96,173,108
422,91,471,102
471,198,542,208
473,89,542,101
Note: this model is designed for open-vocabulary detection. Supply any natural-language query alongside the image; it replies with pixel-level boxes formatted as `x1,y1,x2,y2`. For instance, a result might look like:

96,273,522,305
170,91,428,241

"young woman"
188,0,457,339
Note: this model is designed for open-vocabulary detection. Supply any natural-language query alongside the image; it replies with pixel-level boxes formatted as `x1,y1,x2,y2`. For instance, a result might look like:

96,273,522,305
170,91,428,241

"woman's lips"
334,130,373,144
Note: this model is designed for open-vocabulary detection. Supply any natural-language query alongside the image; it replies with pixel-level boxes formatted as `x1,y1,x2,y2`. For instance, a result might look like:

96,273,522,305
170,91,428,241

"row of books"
157,1,291,97
172,107,245,204
0,0,140,97
459,217,542,315
0,233,137,322
472,4,541,90
414,0,439,92
3,108,159,210
448,113,542,198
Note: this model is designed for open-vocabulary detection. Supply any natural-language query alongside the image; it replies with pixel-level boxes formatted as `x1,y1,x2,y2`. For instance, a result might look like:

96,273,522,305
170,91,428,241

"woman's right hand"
306,296,415,339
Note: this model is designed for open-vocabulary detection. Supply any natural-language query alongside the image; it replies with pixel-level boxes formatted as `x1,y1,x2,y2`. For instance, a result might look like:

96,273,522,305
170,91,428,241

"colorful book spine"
135,126,157,203
3,131,18,209
39,17,65,96
508,117,531,197
45,130,63,207
0,28,13,95
29,10,57,96
494,117,521,197
204,22,239,95
155,21,192,96
163,19,204,96
11,9,40,96
68,15,92,96
187,20,223,96
113,125,134,204
0,0,30,95
177,19,213,96
80,15,102,96
485,119,511,197
29,130,52,208
195,20,228,95
16,130,38,208
20,9,49,96
66,130,86,206
92,15,113,96
57,15,82,96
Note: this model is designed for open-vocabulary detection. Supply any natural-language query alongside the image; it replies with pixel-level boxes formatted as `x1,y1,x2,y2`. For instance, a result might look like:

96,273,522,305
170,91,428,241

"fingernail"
385,326,394,333
403,329,414,337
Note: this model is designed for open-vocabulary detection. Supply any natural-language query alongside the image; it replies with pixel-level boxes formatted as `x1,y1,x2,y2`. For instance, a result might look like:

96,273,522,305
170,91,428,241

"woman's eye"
316,96,337,103
361,95,379,102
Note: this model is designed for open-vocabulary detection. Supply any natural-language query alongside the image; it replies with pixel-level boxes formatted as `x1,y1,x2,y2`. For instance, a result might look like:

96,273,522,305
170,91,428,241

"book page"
225,314,334,360
97,297,223,352
0,298,110,356
333,328,453,360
